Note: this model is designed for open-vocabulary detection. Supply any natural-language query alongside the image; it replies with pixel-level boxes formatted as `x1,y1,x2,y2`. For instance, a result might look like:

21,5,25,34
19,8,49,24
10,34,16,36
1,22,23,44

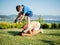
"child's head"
16,5,23,12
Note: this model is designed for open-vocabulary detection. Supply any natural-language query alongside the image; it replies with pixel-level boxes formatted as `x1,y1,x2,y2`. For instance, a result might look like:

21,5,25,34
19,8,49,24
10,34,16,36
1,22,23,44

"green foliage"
41,23,60,29
51,23,58,29
0,22,25,29
0,22,60,29
38,15,43,24
0,22,11,29
11,23,17,28
41,23,51,29
58,23,60,28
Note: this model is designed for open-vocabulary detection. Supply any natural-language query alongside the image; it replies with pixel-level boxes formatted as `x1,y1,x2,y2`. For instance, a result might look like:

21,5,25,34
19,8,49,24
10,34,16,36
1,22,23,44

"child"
20,21,43,36
14,5,33,29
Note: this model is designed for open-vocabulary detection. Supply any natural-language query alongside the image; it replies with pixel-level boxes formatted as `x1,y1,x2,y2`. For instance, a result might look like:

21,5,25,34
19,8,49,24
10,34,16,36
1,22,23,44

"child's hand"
14,19,17,23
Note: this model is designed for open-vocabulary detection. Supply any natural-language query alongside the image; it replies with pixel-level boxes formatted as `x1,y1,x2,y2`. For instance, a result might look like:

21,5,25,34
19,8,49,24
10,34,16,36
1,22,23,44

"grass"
0,29,60,45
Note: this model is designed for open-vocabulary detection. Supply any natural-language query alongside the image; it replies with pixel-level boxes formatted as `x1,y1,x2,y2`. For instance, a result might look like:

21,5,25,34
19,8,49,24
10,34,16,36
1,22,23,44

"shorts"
25,11,33,18
20,11,33,18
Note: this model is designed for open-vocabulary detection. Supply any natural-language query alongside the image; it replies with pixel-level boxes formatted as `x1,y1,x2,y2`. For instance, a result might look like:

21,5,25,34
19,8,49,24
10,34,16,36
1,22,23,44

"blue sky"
0,0,60,15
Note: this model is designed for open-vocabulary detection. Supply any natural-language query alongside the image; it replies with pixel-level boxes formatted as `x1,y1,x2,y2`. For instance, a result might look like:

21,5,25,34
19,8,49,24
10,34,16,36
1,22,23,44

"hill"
0,14,60,23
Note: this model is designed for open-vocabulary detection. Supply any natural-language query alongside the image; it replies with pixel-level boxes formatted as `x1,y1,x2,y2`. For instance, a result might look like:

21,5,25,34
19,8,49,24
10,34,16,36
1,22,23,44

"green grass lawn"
0,29,60,45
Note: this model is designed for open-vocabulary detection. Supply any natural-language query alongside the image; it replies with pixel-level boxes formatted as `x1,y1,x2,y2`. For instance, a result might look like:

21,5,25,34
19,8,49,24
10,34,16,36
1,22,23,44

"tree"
38,15,43,24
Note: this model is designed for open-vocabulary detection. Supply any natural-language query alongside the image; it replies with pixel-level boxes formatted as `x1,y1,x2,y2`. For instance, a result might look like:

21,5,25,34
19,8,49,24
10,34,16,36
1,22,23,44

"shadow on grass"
8,31,20,36
44,33,60,36
41,40,55,45
48,33,60,36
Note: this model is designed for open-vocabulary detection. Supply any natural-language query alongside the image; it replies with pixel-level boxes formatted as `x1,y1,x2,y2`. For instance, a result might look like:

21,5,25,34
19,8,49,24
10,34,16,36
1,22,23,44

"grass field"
0,29,60,45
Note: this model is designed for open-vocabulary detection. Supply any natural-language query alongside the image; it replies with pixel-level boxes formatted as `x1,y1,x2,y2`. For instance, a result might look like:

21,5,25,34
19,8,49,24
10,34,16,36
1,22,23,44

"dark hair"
16,5,21,12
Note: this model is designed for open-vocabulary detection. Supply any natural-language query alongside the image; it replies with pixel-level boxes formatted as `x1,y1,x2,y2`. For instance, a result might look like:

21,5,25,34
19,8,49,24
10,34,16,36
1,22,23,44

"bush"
41,23,51,29
5,23,11,29
0,22,26,29
38,15,43,24
15,23,24,29
0,22,10,29
58,23,60,28
11,23,16,28
10,23,25,29
51,23,58,29
0,22,59,29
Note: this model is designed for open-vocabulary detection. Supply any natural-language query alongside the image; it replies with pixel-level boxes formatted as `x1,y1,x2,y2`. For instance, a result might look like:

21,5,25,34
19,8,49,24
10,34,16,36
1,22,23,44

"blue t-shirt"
22,5,33,17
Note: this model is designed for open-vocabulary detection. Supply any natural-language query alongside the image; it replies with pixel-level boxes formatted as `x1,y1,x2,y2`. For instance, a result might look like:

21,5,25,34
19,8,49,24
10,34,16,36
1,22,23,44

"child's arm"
14,13,21,23
19,13,25,23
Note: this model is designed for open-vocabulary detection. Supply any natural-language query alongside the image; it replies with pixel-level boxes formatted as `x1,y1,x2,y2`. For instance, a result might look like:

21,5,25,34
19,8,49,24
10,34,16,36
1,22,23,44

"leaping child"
14,5,33,30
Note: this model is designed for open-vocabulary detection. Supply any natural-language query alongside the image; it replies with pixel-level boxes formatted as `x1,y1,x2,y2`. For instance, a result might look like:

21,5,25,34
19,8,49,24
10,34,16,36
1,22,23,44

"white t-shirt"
23,21,40,32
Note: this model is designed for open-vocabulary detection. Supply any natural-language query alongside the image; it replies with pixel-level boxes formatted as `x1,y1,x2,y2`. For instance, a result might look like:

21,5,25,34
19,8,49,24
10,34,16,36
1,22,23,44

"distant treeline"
0,15,9,18
0,15,60,23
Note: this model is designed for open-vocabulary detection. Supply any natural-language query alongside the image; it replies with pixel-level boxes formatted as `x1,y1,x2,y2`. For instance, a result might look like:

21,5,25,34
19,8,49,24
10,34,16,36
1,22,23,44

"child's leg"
27,16,31,27
22,33,32,36
23,25,33,33
23,23,28,30
21,29,33,36
32,30,40,34
23,17,31,33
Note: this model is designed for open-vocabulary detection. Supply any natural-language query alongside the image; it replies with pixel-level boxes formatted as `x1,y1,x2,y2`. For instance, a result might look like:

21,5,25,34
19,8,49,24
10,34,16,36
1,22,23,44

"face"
19,6,23,12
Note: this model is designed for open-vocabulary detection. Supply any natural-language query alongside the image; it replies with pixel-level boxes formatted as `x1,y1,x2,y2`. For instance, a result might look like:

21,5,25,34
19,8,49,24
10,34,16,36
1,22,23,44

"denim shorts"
25,11,33,18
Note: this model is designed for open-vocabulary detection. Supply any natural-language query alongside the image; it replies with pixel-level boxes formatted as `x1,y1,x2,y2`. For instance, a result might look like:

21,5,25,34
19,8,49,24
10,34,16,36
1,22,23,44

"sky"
0,0,60,15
